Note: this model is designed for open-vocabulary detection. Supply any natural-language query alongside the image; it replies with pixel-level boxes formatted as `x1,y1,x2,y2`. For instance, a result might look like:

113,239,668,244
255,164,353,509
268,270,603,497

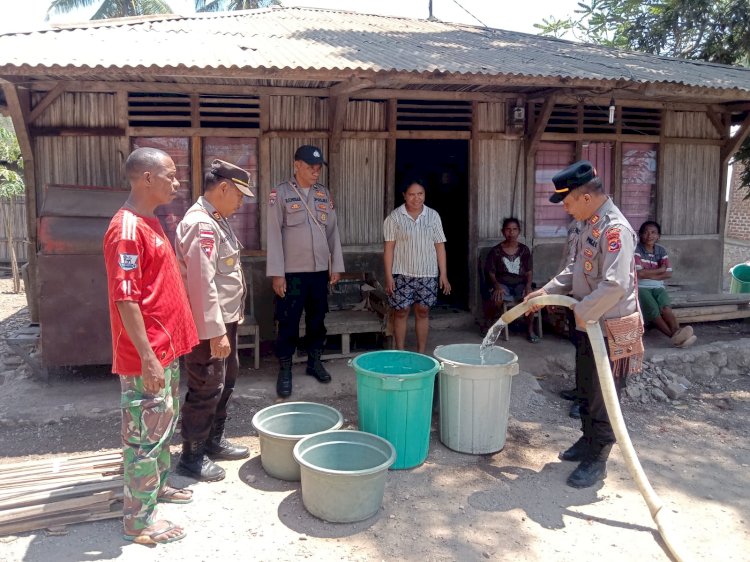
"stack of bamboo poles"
0,451,123,535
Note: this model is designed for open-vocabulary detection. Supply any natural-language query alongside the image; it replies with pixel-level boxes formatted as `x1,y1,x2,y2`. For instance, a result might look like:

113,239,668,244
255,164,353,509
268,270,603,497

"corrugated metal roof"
1,7,749,93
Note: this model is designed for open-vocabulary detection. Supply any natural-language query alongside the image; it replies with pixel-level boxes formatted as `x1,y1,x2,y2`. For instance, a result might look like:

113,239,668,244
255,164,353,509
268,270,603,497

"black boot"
559,388,578,401
177,440,226,482
306,349,331,383
206,420,249,461
566,444,612,488
559,436,590,462
276,357,293,398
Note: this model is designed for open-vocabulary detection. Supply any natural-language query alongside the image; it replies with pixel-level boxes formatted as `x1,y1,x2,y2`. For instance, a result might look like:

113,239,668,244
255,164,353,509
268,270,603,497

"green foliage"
0,126,24,199
195,0,279,11
47,0,174,20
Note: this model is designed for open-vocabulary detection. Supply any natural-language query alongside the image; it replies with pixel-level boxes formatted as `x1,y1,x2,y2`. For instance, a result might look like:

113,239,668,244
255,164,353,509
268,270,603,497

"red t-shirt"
103,208,198,376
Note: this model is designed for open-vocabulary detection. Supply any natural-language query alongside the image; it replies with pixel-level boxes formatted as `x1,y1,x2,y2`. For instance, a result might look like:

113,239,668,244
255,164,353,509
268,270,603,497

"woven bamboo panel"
476,102,506,133
31,92,119,128
345,100,386,132
660,143,720,234
33,137,124,198
337,139,385,245
269,96,329,130
0,196,27,261
477,139,525,239
664,111,721,139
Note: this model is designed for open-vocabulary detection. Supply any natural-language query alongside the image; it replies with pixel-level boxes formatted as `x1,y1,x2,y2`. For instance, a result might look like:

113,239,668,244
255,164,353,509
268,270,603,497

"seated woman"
635,221,697,348
483,217,539,342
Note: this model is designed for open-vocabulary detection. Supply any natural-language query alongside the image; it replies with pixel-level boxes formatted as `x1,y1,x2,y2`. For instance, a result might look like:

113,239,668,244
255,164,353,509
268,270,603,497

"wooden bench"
669,292,750,323
293,272,391,362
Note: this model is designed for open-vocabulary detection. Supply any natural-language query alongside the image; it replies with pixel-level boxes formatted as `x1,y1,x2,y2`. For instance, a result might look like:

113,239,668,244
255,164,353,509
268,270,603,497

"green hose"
499,295,690,562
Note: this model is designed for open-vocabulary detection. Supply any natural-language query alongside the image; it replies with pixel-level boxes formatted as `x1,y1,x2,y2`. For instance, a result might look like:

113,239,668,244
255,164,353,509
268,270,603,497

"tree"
0,122,25,294
47,0,174,20
195,0,279,11
535,0,750,190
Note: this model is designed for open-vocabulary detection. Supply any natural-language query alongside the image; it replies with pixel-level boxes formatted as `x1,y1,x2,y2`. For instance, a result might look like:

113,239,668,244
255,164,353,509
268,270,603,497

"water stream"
479,319,507,364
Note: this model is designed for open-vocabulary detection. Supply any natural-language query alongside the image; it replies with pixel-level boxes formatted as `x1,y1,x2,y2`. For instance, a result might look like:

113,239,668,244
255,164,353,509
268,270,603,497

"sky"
0,0,582,35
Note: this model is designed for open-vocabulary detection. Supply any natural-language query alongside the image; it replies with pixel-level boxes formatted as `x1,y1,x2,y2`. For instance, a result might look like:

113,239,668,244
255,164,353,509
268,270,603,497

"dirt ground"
0,275,749,562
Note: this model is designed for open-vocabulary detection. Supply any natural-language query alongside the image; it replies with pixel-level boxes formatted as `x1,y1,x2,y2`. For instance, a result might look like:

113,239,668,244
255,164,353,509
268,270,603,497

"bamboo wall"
0,196,27,262
337,138,386,245
31,92,119,128
477,139,525,239
660,142,721,234
269,96,329,130
660,110,722,235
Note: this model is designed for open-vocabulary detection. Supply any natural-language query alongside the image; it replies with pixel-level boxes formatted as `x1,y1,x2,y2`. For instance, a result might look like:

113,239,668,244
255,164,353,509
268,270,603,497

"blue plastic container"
351,350,440,469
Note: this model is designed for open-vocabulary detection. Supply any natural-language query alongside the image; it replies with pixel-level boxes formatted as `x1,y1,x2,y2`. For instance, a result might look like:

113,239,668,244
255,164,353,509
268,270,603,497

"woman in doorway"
384,179,451,354
636,220,696,348
483,217,539,342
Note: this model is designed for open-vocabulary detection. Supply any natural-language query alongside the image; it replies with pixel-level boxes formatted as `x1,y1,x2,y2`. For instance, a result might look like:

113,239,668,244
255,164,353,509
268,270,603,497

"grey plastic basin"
251,402,343,481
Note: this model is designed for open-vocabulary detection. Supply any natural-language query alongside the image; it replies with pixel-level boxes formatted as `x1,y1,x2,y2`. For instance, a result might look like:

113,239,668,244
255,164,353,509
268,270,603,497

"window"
203,138,260,250
131,137,191,247
621,143,657,231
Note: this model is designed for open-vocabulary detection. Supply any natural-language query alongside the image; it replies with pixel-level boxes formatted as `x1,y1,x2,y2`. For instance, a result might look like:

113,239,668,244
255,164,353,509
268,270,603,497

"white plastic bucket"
433,344,519,454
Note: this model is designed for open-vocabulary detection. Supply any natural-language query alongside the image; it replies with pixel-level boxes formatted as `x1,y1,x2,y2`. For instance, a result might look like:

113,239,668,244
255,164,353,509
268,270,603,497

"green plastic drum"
351,351,440,469
730,264,750,294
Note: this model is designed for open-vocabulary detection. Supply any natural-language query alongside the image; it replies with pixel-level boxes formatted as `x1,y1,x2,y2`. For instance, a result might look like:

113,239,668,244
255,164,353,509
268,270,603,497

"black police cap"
210,159,254,197
294,145,327,166
549,160,597,203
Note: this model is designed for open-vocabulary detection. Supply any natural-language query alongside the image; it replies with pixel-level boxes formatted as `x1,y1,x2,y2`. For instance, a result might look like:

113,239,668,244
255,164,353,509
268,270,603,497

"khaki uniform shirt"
543,197,637,329
175,197,245,340
266,179,345,277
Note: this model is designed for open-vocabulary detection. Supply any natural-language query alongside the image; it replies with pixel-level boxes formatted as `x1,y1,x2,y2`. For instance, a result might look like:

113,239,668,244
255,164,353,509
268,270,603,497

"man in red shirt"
103,147,198,545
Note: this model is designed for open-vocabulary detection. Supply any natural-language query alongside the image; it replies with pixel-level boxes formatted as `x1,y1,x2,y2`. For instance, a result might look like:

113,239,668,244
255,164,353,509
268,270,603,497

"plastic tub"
433,344,519,454
251,402,343,481
293,430,396,523
730,263,750,294
351,350,440,469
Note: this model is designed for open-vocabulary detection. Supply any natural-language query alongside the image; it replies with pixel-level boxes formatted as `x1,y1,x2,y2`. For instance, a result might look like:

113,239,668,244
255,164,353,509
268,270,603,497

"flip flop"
157,486,193,504
527,334,541,344
123,521,186,545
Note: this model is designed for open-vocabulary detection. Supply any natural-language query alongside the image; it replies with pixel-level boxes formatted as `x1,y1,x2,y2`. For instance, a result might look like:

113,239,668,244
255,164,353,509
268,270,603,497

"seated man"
483,218,539,342
635,221,696,348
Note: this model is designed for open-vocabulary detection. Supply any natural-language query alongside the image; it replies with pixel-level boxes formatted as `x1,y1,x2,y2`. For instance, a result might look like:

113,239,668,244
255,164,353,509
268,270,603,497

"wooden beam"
28,82,65,124
191,136,202,201
329,77,374,97
468,100,480,316
705,108,726,139
356,89,516,102
541,132,661,143
264,130,328,139
128,126,261,138
395,130,471,140
526,96,555,157
721,112,750,165
30,126,125,136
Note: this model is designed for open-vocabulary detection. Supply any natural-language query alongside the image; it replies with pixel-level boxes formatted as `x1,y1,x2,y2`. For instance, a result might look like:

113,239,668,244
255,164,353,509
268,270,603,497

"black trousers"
275,271,328,359
575,330,625,450
181,322,238,443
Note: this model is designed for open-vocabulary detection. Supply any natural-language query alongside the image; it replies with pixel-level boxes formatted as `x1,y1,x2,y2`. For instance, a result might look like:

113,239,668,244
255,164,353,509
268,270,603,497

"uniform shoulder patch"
606,228,622,253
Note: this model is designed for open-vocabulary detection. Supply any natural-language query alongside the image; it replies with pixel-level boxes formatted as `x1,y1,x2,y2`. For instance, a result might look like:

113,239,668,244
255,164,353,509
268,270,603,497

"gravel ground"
0,275,748,562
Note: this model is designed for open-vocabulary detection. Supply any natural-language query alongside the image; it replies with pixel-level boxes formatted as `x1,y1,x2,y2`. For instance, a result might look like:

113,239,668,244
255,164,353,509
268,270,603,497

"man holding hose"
525,160,641,489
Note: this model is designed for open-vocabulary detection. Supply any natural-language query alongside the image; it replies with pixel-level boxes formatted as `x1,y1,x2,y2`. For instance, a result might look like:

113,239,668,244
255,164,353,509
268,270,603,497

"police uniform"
175,160,253,481
542,160,639,488
266,177,345,359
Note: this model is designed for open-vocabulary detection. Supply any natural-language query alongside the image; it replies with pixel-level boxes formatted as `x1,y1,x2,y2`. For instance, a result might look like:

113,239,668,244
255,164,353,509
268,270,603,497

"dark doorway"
395,139,470,309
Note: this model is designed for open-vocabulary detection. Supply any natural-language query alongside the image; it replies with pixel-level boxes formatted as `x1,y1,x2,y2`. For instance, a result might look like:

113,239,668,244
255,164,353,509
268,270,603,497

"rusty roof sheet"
1,7,749,93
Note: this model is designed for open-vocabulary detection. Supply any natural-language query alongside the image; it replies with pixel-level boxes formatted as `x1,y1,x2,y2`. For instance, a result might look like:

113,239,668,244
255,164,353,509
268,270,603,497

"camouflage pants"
119,361,180,534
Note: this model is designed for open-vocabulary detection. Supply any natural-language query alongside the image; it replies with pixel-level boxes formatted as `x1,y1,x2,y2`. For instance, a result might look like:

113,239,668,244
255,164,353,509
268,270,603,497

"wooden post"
191,136,202,201
1,82,38,321
469,101,480,316
259,94,271,249
385,99,397,215
328,95,348,198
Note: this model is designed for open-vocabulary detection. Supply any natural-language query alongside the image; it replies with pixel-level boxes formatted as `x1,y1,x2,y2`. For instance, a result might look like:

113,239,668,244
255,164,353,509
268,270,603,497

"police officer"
525,160,640,489
175,159,253,482
266,145,344,398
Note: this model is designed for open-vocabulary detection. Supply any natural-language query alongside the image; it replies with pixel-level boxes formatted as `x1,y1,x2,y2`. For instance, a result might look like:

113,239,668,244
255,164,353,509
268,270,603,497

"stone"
676,376,691,389
709,350,728,368
649,354,665,365
2,355,22,367
721,368,740,377
664,382,687,400
626,385,642,399
651,388,668,402
556,355,576,373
